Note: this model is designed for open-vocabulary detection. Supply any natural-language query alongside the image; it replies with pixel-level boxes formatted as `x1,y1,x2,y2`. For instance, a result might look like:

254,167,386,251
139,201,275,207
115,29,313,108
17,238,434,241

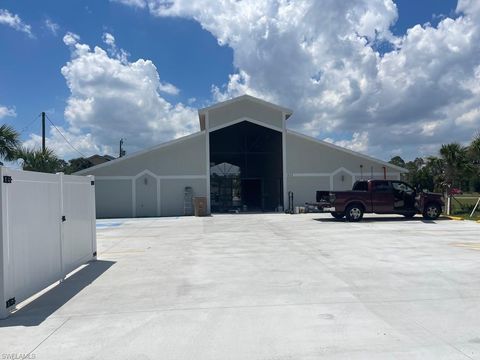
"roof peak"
198,94,293,116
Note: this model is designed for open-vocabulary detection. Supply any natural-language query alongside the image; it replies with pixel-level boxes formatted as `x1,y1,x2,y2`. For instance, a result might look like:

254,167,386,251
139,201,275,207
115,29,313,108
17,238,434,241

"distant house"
87,154,115,166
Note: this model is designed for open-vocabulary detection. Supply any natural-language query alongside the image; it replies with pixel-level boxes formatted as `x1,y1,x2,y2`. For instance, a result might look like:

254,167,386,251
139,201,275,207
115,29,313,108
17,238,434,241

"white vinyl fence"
0,167,96,318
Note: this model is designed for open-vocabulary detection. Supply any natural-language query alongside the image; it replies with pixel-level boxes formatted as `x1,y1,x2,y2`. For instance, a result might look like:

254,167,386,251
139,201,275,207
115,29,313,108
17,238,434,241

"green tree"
467,132,480,191
403,157,428,187
415,166,435,191
389,156,406,168
0,124,20,162
424,156,445,192
65,157,93,174
470,132,480,160
16,147,65,173
439,143,470,188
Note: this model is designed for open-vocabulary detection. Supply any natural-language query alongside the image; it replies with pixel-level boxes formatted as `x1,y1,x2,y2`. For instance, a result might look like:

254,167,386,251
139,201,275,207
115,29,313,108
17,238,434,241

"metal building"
77,95,406,218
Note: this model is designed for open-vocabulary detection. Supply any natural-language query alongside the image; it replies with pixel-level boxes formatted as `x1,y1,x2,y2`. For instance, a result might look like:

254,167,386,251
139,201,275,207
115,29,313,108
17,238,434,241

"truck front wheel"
345,204,364,222
423,203,441,220
330,212,345,219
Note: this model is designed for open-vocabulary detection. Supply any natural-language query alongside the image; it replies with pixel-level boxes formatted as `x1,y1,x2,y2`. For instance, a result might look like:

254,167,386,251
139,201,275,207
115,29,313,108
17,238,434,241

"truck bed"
316,190,369,203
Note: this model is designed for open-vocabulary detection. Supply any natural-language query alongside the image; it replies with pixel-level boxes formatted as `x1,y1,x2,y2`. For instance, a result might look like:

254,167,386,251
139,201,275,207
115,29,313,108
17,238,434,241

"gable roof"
76,95,407,176
198,94,293,117
198,94,293,131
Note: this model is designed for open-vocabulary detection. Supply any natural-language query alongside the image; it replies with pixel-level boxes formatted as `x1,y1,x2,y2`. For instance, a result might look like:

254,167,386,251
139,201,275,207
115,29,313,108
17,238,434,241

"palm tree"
439,143,469,187
425,156,445,191
0,124,20,162
469,132,480,162
467,132,480,192
15,147,65,173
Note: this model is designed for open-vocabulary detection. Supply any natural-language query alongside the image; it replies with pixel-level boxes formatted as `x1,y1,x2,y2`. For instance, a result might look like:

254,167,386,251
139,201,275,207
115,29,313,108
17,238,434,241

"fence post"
471,198,480,218
0,167,7,319
58,172,65,280
89,175,97,260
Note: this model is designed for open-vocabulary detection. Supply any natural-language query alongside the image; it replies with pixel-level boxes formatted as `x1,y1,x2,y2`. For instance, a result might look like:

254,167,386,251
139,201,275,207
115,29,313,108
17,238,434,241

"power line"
45,114,86,158
19,113,41,135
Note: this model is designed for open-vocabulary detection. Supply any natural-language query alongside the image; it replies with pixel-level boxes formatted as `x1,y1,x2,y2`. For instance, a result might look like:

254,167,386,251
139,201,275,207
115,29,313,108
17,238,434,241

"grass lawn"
449,193,480,220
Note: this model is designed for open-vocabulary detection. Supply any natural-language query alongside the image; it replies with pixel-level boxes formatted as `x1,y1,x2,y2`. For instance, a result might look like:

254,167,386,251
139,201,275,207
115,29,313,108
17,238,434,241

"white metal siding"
208,99,284,130
286,132,401,175
160,178,207,217
85,133,207,177
95,179,133,218
287,176,330,207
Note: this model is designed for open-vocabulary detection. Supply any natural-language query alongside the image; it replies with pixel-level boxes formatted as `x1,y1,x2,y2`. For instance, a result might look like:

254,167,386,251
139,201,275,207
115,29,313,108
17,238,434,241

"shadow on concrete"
313,216,449,224
0,260,115,327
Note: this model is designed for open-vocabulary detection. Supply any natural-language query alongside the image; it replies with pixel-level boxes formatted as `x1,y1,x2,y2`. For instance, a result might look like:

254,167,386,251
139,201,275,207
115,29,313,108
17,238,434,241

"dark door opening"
241,179,262,211
209,121,283,213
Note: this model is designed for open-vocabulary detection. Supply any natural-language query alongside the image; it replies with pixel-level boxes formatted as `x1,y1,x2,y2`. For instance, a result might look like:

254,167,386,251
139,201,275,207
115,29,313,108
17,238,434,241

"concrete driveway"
1,214,480,359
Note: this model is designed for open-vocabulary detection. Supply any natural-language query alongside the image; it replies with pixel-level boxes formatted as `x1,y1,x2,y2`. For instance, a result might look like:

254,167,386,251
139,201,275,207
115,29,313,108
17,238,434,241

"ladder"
184,186,194,216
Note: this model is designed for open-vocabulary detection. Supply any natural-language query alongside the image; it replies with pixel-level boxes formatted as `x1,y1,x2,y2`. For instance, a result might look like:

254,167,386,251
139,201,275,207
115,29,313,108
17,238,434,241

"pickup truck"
314,179,444,221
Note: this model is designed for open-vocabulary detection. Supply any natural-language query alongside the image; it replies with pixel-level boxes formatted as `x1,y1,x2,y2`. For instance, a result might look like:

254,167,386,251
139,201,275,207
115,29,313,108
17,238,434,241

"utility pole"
41,111,46,153
119,138,126,158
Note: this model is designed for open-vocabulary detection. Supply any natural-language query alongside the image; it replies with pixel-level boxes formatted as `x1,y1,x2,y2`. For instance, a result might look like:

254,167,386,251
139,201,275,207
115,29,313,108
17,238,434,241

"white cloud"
23,126,104,159
0,105,16,119
44,18,59,36
63,32,80,46
457,0,480,16
102,32,115,47
116,0,480,159
111,0,147,8
0,9,33,37
26,33,196,159
325,132,370,153
102,32,130,63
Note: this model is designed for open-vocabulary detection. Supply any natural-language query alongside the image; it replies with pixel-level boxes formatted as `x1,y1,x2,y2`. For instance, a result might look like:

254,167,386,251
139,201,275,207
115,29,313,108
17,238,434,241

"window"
372,181,391,192
392,181,414,194
353,181,368,191
209,121,283,212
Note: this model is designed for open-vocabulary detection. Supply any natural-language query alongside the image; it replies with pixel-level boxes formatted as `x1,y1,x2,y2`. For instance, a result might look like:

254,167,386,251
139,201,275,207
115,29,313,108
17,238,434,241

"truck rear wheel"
330,212,345,219
423,203,441,220
345,204,364,222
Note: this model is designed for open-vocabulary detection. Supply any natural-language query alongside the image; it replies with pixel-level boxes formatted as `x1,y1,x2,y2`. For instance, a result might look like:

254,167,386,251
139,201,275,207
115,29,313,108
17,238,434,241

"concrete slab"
1,213,479,359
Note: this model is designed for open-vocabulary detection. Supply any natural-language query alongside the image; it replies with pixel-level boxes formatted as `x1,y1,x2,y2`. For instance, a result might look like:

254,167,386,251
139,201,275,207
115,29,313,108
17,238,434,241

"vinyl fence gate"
0,167,97,319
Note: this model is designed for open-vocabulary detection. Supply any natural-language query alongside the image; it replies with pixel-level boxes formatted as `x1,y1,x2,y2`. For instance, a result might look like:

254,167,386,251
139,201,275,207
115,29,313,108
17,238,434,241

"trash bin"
193,197,207,217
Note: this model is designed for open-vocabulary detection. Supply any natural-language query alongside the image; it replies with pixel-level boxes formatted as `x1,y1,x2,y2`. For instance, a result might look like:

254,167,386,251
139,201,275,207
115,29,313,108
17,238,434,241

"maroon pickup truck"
315,179,444,222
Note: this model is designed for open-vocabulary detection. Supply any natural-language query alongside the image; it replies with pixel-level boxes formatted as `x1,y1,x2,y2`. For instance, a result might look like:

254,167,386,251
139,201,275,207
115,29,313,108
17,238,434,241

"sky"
0,0,478,162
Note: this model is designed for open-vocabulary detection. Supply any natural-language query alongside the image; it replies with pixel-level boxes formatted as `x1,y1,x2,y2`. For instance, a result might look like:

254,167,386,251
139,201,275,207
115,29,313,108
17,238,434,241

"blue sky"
0,0,233,132
1,0,477,161
391,0,457,35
